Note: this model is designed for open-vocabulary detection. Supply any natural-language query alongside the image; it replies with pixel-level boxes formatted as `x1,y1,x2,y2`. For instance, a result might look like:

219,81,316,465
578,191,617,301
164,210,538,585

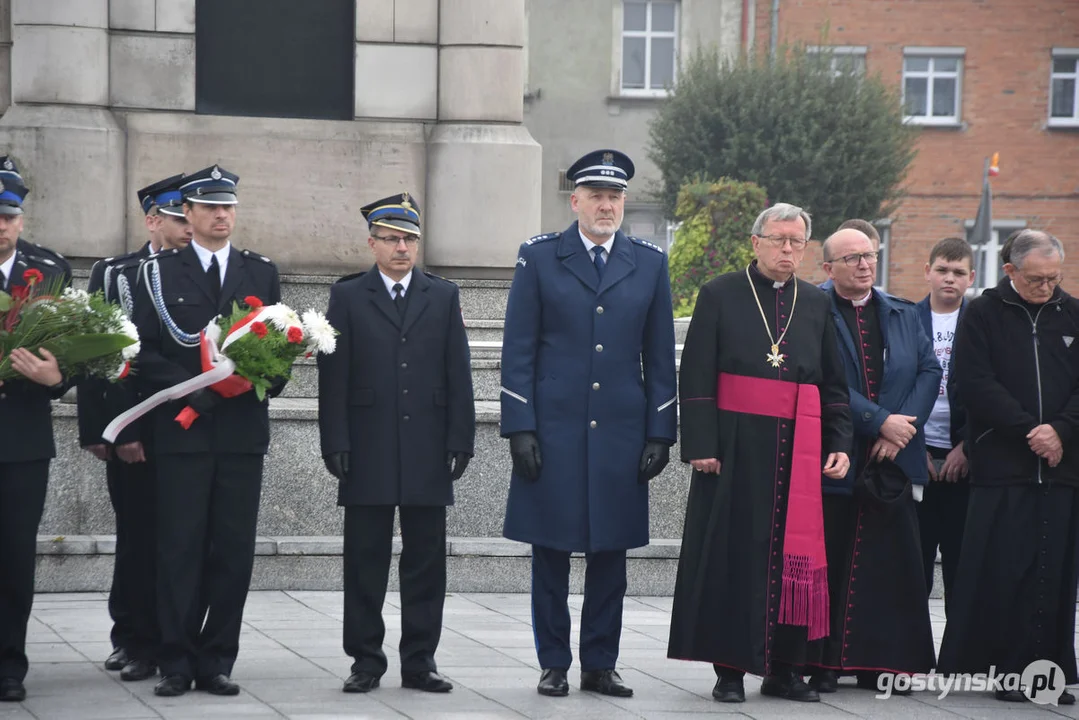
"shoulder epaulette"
101,249,142,267
893,296,916,306
526,232,559,245
241,249,273,263
335,271,365,284
23,253,57,267
148,247,181,261
30,242,67,262
629,236,663,253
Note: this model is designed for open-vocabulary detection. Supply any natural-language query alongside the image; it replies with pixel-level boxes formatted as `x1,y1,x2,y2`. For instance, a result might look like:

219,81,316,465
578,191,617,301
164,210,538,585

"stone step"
33,534,947,596
276,351,686,400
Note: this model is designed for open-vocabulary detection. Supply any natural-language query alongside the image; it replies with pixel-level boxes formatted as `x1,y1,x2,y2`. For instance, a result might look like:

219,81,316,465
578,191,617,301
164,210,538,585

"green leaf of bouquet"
40,333,136,364
0,293,11,312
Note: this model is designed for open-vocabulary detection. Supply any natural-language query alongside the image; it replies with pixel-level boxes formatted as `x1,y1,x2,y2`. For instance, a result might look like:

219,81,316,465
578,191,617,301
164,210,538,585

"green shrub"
668,177,767,317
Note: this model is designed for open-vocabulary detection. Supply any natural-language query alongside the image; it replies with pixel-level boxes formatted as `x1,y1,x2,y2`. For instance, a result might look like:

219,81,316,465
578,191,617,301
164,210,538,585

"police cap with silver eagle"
360,192,421,237
180,164,239,205
565,149,634,190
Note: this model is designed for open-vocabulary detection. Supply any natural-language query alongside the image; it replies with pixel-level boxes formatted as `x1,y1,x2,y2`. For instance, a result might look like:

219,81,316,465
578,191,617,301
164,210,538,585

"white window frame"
1049,48,1079,128
902,47,965,126
964,219,1027,293
618,0,680,97
806,45,867,78
874,220,891,292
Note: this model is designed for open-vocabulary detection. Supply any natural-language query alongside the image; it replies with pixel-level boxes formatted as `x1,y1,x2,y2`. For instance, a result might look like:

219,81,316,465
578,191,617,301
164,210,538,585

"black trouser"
155,453,264,680
343,505,447,677
916,445,969,615
106,456,159,662
0,460,49,681
531,546,627,671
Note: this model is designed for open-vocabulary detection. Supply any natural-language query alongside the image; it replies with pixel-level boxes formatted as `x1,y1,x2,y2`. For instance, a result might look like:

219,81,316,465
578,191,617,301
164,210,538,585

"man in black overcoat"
318,193,475,695
131,165,284,698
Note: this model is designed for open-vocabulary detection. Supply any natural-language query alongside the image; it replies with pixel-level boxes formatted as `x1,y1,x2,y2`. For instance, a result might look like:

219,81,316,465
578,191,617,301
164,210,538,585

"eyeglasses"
1019,273,1062,288
372,234,419,246
757,234,809,250
828,251,880,267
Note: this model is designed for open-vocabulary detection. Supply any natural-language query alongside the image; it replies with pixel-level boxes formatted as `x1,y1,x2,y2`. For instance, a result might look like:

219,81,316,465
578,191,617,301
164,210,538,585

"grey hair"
752,203,812,241
1010,229,1065,269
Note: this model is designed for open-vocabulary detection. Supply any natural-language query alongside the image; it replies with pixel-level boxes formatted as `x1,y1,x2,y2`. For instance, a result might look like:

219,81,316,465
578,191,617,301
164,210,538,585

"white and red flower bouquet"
0,269,139,383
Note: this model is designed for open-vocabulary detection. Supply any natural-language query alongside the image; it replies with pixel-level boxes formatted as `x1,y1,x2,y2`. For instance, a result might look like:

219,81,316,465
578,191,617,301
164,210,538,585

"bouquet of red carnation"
172,295,337,428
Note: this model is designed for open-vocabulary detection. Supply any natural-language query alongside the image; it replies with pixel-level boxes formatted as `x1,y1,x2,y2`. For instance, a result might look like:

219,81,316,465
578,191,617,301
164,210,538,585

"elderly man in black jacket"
939,229,1079,705
318,193,475,696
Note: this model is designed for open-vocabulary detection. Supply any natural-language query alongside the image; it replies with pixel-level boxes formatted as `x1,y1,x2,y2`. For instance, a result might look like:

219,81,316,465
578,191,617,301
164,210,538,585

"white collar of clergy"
850,291,872,308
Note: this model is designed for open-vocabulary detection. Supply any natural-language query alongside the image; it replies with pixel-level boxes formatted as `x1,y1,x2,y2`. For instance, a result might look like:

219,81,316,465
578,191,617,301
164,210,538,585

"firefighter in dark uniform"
0,157,72,286
318,193,475,695
77,173,188,681
130,165,284,698
0,170,72,704
500,150,678,698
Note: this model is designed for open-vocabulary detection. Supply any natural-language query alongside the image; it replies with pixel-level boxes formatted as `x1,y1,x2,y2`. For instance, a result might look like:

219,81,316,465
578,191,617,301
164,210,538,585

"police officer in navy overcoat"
500,150,678,698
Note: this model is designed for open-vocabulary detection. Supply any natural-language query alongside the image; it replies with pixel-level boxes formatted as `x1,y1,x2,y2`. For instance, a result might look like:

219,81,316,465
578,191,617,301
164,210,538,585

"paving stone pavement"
4,591,1079,719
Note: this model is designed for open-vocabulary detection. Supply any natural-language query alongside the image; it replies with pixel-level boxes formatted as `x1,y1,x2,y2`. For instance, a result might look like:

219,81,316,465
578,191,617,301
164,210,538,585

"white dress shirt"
190,241,230,287
380,268,413,299
579,228,615,265
0,250,16,290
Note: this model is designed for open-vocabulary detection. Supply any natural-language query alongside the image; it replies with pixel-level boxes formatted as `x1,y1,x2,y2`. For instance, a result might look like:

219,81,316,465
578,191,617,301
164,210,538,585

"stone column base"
424,123,541,274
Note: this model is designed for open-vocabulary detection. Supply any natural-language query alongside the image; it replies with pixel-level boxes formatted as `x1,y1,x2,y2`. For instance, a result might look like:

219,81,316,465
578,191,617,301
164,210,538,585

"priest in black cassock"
668,203,853,704
939,230,1079,705
805,227,939,693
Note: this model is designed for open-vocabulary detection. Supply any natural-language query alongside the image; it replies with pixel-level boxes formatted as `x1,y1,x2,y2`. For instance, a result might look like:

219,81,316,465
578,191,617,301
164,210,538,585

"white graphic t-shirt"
924,307,960,449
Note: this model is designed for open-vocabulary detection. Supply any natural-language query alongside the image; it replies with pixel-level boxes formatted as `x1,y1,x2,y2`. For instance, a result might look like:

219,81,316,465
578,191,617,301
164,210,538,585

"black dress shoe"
105,648,129,671
538,668,569,697
1060,689,1076,705
154,675,191,697
343,672,380,693
581,669,633,698
995,689,1027,702
809,669,838,693
120,660,157,682
761,670,820,702
196,674,240,696
402,671,453,693
712,676,745,702
0,679,25,702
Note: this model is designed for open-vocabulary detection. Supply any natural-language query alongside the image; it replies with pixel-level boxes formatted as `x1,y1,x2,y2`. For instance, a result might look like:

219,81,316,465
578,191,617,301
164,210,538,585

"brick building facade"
752,0,1079,300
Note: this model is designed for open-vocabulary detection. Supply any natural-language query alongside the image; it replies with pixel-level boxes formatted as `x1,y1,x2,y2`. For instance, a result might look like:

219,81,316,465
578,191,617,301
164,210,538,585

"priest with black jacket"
668,203,852,704
939,229,1079,705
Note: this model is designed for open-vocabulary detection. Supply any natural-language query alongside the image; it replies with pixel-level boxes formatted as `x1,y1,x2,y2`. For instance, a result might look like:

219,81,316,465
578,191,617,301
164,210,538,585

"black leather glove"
267,375,288,398
324,452,350,481
186,388,221,415
509,431,542,482
446,451,471,481
638,440,671,484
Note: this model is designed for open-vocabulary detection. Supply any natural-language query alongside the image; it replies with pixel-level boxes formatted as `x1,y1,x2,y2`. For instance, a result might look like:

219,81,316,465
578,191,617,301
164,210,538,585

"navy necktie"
592,245,606,280
393,283,405,319
207,255,221,305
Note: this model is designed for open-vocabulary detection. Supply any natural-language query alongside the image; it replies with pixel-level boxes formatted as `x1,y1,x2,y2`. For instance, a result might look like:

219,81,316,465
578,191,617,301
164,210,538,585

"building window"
807,46,867,78
195,0,355,121
621,1,679,96
902,49,964,125
1050,49,1079,127
965,221,1026,292
875,221,891,292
